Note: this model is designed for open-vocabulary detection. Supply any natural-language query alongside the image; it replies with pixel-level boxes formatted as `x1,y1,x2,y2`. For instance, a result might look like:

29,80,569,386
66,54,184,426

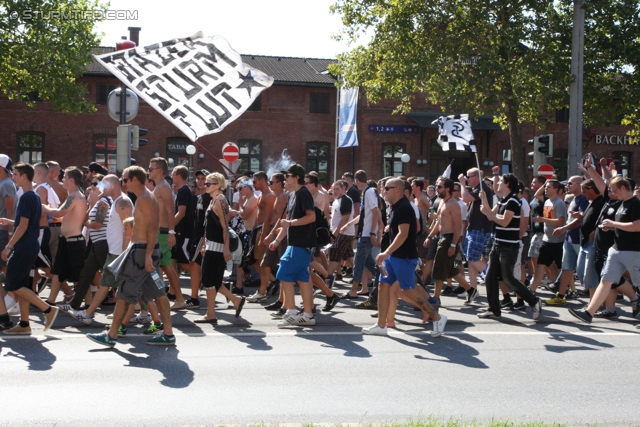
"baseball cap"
195,169,210,177
286,163,305,179
0,154,14,175
85,162,109,175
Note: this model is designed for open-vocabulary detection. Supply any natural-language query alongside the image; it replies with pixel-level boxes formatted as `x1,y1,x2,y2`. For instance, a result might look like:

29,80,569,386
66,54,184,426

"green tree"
330,0,640,180
0,0,107,114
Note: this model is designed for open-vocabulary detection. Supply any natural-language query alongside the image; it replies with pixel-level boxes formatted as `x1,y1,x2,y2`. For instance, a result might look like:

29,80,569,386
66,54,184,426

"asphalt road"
1,277,639,427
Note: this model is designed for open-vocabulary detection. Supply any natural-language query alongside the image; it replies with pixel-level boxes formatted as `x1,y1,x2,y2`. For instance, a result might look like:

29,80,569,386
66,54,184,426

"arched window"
306,141,330,184
17,132,44,164
382,143,406,177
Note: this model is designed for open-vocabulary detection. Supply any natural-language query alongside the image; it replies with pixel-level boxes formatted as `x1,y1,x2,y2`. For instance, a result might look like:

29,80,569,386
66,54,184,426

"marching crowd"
0,152,639,348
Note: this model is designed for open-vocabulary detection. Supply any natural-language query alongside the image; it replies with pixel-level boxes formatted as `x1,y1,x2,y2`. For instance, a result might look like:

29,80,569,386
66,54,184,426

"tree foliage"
330,0,640,180
0,0,107,114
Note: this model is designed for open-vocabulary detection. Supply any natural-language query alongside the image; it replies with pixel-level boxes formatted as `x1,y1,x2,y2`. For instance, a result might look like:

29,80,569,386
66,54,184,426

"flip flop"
194,317,218,324
357,290,370,296
235,297,246,318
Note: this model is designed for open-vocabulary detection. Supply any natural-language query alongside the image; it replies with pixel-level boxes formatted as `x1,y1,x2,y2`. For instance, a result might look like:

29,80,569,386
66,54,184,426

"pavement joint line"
1,329,638,340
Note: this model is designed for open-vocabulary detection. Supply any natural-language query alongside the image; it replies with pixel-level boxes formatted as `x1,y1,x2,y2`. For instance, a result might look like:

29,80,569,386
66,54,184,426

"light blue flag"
338,87,359,148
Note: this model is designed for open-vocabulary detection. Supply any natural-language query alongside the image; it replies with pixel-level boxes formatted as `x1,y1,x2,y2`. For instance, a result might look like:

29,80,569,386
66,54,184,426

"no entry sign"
222,142,240,163
537,164,555,179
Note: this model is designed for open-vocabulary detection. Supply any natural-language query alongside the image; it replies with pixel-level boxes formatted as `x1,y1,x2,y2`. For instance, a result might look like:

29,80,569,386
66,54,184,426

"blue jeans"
353,236,376,283
576,241,598,289
486,242,538,314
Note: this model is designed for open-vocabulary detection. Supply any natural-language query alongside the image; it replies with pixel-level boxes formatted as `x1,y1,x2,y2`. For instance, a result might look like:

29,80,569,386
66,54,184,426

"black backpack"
314,206,332,246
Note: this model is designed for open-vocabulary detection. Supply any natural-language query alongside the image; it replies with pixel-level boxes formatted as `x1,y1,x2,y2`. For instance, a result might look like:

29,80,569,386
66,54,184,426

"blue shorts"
380,256,419,290
464,230,490,262
561,240,580,271
276,246,312,283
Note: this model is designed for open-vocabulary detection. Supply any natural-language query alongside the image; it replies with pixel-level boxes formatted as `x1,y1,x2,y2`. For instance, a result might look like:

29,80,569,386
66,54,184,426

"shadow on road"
0,336,58,370
390,333,489,369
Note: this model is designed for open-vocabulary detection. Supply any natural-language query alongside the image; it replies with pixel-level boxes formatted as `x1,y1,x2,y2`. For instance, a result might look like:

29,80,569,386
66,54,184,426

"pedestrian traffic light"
536,134,553,157
131,126,148,150
527,137,542,172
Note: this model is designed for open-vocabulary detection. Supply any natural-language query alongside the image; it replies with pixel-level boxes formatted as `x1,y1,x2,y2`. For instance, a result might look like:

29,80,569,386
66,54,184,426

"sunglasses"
436,185,444,189
148,167,158,172
204,182,219,187
384,186,396,191
91,182,99,186
305,181,313,185
121,178,129,183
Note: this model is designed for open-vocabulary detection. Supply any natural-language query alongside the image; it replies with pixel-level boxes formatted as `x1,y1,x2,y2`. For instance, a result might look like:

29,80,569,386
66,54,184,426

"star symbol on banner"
236,70,265,96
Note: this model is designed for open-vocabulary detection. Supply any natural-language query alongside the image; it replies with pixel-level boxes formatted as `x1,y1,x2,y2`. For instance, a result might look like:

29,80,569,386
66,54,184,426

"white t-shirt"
360,187,379,235
331,195,355,236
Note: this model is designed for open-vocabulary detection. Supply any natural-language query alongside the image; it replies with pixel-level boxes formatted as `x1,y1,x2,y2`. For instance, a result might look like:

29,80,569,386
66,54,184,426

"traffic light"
131,126,148,150
536,134,553,157
116,124,132,173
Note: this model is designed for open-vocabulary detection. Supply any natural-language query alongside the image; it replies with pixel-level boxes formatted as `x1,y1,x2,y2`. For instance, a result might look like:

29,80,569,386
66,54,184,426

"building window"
556,108,570,123
310,92,330,114
93,134,117,173
96,83,117,104
166,137,191,170
306,142,330,184
17,132,44,164
237,139,262,175
613,151,633,178
382,143,406,177
247,94,262,111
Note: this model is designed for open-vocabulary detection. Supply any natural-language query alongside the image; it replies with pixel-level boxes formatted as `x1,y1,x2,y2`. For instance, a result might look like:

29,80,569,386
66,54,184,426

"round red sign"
537,164,555,178
222,143,239,162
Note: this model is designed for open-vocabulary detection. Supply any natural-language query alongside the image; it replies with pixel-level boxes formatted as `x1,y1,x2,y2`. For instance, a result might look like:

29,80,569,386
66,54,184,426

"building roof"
85,48,337,86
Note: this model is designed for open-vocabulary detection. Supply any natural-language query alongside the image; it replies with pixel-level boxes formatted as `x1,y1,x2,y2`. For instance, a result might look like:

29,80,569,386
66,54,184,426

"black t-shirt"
614,196,640,251
14,190,41,257
468,182,494,233
194,192,212,239
580,195,605,247
388,197,418,259
175,184,195,237
593,189,620,251
347,186,361,206
287,186,317,248
530,195,546,234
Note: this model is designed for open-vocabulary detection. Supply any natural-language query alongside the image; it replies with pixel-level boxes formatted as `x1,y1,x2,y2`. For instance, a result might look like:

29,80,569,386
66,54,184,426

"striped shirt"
88,196,112,243
495,193,521,245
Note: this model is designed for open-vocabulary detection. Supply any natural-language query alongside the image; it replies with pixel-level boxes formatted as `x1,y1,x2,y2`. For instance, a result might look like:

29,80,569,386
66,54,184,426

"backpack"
314,206,332,246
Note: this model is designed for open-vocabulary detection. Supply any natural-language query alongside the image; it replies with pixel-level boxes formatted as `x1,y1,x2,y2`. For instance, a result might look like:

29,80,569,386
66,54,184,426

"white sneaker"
70,309,94,325
246,292,267,303
57,303,73,312
277,313,316,327
131,313,152,324
431,314,448,337
363,324,388,336
4,294,17,311
7,303,20,315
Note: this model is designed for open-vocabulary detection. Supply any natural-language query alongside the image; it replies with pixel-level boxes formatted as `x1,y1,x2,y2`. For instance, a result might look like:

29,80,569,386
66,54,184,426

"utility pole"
567,0,585,177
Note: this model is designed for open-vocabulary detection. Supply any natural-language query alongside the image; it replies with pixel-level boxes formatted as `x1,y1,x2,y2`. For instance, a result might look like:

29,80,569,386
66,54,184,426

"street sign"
107,88,139,122
537,163,555,179
222,142,240,162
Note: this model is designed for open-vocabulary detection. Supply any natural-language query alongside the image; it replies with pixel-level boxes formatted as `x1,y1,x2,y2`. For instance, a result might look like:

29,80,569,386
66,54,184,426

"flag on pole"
338,87,359,148
431,114,477,152
442,160,453,179
94,32,274,142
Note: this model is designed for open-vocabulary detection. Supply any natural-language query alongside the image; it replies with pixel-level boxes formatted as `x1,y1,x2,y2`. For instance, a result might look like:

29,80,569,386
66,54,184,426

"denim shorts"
561,240,580,271
380,256,419,290
527,232,544,259
276,246,312,283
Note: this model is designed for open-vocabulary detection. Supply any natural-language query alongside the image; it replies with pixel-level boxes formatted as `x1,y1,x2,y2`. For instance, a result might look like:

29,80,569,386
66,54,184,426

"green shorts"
157,233,173,266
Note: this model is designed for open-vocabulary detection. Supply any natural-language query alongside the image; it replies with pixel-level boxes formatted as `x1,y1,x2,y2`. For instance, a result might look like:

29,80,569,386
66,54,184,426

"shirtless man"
260,173,289,311
32,162,54,291
424,177,464,299
246,171,275,302
42,167,88,305
148,158,184,309
86,166,176,347
231,178,258,294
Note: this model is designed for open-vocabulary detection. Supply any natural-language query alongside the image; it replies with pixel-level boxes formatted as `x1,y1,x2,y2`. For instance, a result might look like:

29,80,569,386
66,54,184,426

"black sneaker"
185,298,200,309
343,267,353,278
231,287,244,296
355,298,377,310
594,309,618,319
0,321,14,331
453,286,466,295
166,293,176,301
500,298,514,309
322,293,341,312
441,287,455,296
265,300,283,311
569,308,593,324
266,280,280,296
513,300,526,311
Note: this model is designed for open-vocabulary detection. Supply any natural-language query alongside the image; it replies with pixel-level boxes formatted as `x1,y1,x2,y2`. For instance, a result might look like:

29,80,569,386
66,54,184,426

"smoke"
265,148,296,177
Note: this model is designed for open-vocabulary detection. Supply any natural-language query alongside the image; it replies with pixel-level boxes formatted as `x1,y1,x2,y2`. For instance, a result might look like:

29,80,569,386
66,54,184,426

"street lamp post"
186,144,196,181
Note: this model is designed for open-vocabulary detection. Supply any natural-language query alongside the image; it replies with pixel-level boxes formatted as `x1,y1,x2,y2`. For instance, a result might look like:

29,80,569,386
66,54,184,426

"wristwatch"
168,230,176,235
450,244,456,248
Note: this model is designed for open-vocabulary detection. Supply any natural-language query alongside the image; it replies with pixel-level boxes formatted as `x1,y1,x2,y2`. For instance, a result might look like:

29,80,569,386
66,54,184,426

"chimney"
128,27,141,46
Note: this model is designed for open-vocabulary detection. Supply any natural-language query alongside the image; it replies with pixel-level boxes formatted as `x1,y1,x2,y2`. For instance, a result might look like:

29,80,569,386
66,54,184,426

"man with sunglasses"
364,178,447,337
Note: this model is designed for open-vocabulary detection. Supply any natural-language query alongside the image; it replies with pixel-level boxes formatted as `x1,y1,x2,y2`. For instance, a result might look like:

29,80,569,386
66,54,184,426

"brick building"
1,47,637,184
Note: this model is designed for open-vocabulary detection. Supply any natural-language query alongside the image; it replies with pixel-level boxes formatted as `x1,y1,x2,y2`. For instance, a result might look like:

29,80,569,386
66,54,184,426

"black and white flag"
432,114,477,152
94,32,274,142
